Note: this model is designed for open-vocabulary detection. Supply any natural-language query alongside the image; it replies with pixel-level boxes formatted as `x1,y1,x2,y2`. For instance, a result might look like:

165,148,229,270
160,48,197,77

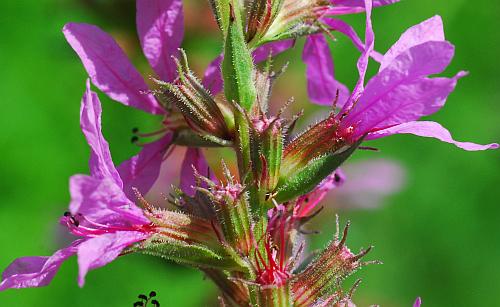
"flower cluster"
1,0,497,306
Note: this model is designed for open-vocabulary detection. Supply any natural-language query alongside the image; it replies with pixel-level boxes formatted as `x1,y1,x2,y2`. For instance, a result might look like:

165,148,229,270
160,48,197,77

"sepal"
273,138,362,203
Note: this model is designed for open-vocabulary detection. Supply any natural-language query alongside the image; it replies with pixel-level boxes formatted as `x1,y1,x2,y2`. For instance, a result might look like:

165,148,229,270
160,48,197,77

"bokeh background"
1,0,499,306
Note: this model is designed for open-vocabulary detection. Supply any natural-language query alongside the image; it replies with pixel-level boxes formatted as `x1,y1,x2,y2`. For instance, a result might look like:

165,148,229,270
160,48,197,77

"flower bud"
246,0,285,44
292,221,376,306
157,50,232,145
195,167,253,255
256,0,330,45
251,116,284,192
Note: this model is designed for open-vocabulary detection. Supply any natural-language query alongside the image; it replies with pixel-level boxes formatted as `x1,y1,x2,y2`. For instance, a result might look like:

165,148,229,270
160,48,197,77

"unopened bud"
157,50,232,144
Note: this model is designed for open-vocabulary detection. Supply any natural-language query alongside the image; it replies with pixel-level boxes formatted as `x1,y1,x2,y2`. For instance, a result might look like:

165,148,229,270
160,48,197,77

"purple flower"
0,82,157,290
414,297,422,307
333,13,498,150
63,0,184,198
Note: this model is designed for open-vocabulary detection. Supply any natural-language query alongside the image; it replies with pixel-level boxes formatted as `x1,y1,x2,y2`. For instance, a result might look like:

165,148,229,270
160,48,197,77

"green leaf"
134,235,246,272
222,6,257,111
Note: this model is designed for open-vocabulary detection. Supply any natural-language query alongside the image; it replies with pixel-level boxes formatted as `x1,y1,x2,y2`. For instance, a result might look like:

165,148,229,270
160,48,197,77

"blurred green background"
1,0,499,306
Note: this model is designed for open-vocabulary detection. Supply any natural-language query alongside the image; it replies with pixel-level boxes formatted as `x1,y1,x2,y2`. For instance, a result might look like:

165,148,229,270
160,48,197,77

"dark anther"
138,294,148,301
304,197,309,202
133,302,144,307
334,173,341,182
131,136,139,144
149,291,157,298
63,211,71,217
132,127,139,134
73,219,80,227
151,299,160,307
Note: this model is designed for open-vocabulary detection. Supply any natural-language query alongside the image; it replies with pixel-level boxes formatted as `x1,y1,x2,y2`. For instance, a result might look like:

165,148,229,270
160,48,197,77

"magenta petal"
0,242,79,290
77,231,148,287
296,170,345,217
202,40,294,95
413,297,422,307
202,55,224,94
327,0,400,15
341,0,374,111
136,0,184,82
367,121,499,151
321,18,382,63
81,80,122,187
63,23,163,115
342,41,457,136
69,175,147,225
180,148,212,196
252,39,295,63
381,16,444,71
118,133,173,199
302,34,350,106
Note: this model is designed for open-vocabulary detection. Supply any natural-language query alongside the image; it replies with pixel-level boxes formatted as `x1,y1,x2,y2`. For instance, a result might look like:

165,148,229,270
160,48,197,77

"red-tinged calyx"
280,113,352,179
247,0,285,45
291,220,376,306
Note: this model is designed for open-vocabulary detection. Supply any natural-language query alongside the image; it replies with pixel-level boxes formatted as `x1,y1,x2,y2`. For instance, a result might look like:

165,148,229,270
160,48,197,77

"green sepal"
222,6,257,111
133,234,246,272
207,0,230,37
273,138,363,203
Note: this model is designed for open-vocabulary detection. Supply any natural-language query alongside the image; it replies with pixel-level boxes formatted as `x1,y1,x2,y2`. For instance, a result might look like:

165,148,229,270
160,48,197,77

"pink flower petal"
80,80,122,187
381,16,444,71
341,0,374,112
202,55,223,94
77,231,148,287
180,148,212,196
321,18,383,62
69,175,148,225
327,0,400,15
343,41,458,136
367,121,499,151
63,23,163,115
0,242,79,290
413,297,422,307
295,170,345,217
136,0,184,82
118,133,174,199
302,34,350,106
251,39,295,63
